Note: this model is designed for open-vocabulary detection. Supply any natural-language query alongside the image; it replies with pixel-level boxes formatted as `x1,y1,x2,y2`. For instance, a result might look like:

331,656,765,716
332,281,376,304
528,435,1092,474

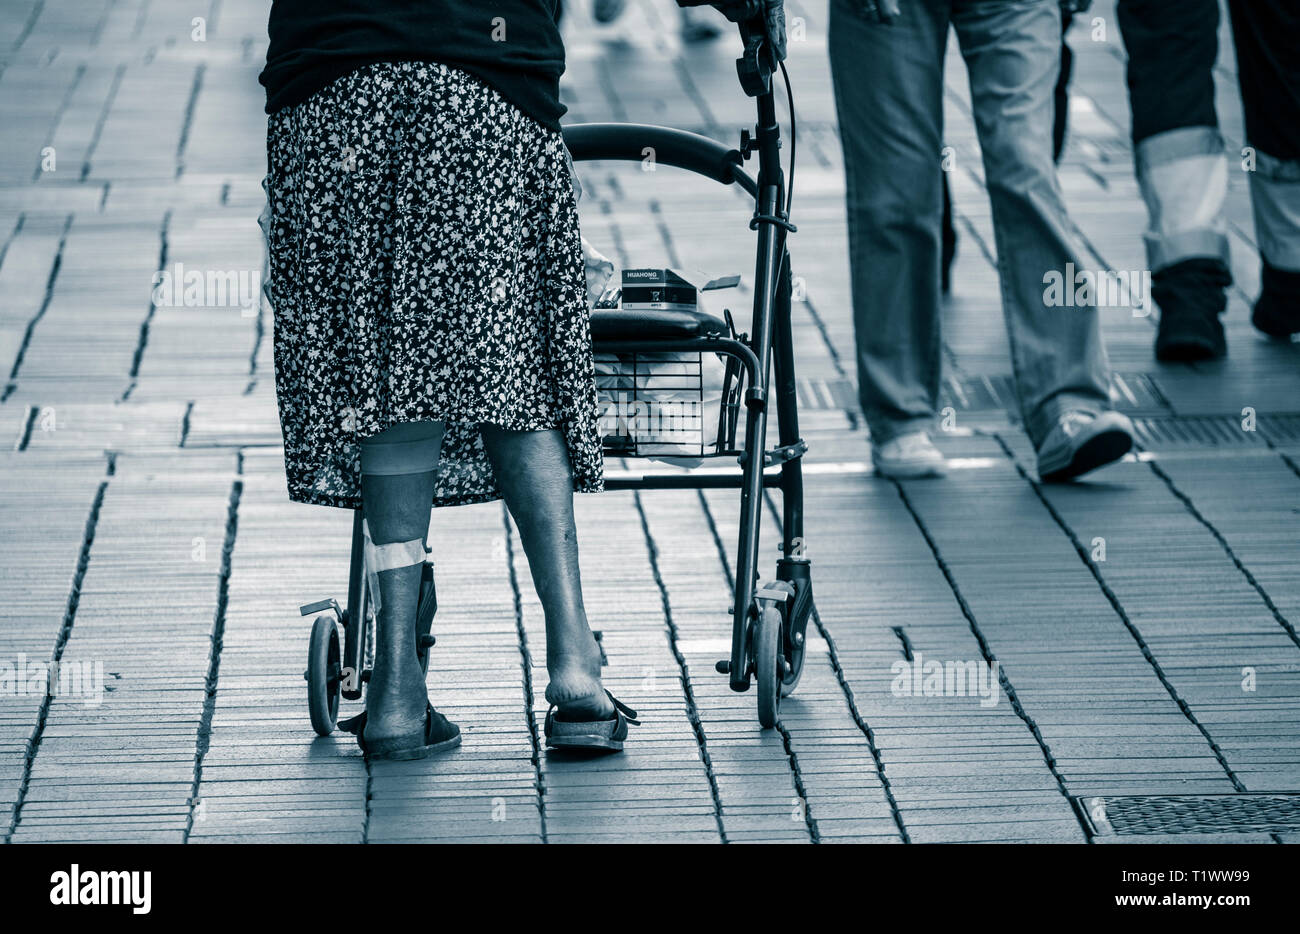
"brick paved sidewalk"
1,0,1298,844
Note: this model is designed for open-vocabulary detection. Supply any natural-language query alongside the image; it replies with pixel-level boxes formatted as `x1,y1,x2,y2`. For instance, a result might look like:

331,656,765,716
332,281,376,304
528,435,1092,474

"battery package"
620,268,698,311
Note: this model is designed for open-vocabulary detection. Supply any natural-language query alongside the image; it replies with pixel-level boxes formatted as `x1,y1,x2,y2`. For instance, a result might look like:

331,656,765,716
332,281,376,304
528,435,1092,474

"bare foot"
545,649,614,720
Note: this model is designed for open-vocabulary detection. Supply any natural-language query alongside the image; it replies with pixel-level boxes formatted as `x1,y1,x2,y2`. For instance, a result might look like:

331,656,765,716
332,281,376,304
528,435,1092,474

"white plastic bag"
595,350,727,463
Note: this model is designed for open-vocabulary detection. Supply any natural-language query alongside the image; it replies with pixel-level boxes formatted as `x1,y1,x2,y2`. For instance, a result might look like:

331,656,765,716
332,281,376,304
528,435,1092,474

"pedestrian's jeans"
829,0,1111,449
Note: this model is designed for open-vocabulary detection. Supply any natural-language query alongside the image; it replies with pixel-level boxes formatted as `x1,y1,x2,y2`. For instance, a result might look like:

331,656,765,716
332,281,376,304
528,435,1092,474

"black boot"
1153,257,1231,361
1252,261,1300,339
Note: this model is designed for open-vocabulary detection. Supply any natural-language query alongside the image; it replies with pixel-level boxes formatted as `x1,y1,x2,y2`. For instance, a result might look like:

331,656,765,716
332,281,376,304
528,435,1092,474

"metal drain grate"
1074,793,1300,836
1261,414,1300,444
1131,415,1270,449
1130,414,1300,449
799,373,1170,413
953,373,1169,414
798,375,1299,453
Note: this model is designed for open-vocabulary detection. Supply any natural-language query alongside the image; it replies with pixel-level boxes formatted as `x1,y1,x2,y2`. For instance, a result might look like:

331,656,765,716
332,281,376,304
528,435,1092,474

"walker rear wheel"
416,562,437,676
306,614,342,736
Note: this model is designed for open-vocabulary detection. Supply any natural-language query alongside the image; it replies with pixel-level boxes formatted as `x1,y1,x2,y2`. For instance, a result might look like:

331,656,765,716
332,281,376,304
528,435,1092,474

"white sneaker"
871,432,947,478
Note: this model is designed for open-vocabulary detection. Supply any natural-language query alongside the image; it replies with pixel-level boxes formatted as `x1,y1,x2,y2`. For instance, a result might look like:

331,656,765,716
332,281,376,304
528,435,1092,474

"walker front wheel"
754,600,782,729
775,579,806,698
306,614,342,736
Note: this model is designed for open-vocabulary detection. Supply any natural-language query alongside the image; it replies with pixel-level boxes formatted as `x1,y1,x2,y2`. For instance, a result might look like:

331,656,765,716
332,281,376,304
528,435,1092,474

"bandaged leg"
360,519,426,617
358,421,444,617
356,421,445,740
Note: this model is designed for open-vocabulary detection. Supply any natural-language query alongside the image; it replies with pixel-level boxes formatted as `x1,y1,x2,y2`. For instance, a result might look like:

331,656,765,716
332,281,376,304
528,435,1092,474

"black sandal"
544,691,640,752
341,703,461,760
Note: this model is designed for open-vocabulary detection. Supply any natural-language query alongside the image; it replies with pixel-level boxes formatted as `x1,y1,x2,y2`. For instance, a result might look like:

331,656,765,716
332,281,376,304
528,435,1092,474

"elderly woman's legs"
359,420,611,744
480,424,614,720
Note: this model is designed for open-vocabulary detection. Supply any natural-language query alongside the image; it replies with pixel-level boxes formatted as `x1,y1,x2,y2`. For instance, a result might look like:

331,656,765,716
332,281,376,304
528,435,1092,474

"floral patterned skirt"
263,61,603,509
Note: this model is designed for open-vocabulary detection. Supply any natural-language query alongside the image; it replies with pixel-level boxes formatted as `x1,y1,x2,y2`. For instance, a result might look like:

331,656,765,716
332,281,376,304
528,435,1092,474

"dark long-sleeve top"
260,0,567,131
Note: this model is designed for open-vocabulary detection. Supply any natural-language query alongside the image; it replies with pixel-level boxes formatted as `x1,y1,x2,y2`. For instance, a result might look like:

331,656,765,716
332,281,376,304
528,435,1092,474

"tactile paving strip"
1074,794,1300,836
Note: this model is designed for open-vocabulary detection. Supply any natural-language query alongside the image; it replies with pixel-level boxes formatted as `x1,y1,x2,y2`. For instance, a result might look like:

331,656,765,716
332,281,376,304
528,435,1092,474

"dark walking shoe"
545,691,640,753
1251,262,1300,339
342,704,461,760
1036,409,1134,482
1153,258,1230,361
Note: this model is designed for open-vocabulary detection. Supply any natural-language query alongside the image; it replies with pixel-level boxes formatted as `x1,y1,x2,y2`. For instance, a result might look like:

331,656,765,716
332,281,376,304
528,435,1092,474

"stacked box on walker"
594,268,728,458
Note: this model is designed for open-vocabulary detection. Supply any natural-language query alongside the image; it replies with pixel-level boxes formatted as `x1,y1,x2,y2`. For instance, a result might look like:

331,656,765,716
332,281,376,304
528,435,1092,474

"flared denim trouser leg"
829,0,1111,448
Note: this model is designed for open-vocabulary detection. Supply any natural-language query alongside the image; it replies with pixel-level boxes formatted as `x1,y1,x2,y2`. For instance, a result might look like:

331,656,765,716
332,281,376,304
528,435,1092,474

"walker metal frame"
561,22,814,726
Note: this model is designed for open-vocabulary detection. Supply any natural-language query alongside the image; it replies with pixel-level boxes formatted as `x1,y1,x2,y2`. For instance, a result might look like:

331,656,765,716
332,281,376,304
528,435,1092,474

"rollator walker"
301,16,813,731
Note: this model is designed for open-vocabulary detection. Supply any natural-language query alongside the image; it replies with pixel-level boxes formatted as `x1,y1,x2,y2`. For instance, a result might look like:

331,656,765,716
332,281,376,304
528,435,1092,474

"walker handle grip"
736,17,772,97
